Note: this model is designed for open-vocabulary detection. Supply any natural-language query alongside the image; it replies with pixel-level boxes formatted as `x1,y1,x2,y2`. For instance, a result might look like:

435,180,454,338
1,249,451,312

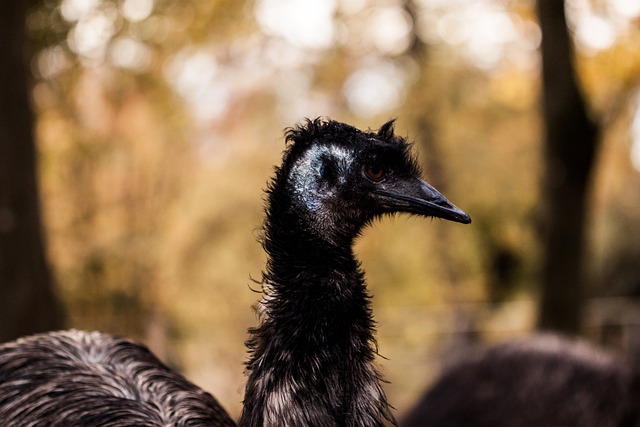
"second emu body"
401,334,640,427
0,119,470,426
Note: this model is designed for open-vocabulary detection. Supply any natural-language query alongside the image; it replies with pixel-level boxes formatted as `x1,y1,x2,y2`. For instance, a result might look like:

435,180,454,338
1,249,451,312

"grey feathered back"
0,330,235,426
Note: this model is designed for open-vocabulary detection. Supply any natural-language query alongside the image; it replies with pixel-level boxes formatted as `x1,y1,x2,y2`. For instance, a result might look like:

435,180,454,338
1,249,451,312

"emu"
0,118,470,426
401,334,640,427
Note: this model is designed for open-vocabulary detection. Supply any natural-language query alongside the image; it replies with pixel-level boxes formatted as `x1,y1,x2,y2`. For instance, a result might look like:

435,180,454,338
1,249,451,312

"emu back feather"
0,330,235,427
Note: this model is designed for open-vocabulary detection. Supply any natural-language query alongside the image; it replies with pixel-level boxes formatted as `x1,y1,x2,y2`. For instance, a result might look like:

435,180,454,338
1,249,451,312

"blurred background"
1,0,640,419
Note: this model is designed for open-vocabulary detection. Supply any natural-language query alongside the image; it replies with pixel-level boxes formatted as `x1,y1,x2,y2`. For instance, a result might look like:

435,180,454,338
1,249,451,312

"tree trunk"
536,0,600,333
0,0,64,341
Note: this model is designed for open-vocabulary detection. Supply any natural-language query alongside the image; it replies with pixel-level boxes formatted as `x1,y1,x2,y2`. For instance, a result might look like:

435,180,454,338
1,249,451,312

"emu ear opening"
377,119,396,141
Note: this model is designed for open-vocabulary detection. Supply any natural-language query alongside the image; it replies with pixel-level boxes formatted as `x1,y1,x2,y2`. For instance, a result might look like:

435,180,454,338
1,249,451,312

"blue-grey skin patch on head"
288,144,354,214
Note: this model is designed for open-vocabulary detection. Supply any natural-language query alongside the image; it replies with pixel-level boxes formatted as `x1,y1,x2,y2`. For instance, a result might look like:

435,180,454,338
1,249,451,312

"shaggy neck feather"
239,196,394,427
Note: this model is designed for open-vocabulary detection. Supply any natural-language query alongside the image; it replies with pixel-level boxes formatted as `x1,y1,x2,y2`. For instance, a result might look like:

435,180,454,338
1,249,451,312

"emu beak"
373,178,471,224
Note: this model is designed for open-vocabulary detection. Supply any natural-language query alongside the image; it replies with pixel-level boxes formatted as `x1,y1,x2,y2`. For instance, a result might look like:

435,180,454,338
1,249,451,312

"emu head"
268,118,471,246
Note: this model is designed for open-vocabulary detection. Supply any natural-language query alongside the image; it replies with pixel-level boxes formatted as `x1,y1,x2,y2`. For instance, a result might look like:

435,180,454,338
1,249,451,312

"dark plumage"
0,118,470,426
240,119,469,426
401,334,640,427
0,330,234,426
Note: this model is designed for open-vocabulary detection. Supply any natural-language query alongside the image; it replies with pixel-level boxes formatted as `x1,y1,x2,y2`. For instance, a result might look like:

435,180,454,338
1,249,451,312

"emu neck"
239,202,393,426
267,217,358,283
260,204,372,357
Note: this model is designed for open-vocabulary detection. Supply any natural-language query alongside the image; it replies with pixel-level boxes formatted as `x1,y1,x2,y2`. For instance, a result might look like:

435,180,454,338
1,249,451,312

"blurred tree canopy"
2,0,639,418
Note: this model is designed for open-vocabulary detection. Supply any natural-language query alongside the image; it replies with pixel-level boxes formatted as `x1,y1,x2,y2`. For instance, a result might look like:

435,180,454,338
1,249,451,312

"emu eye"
365,165,385,181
